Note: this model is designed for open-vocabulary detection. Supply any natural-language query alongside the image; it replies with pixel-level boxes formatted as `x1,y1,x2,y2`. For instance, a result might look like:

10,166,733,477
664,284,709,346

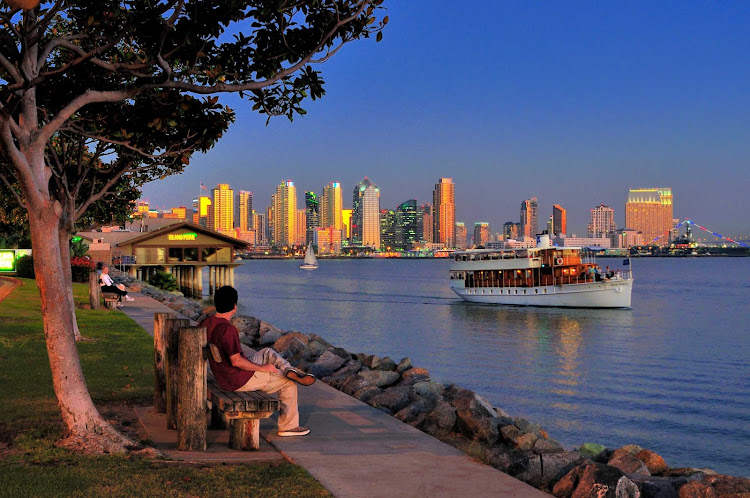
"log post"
89,272,100,310
166,317,190,429
177,326,207,451
153,312,177,413
229,418,261,451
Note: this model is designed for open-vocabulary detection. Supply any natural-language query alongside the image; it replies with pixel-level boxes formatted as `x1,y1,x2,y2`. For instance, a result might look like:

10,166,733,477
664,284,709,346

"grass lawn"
0,279,330,497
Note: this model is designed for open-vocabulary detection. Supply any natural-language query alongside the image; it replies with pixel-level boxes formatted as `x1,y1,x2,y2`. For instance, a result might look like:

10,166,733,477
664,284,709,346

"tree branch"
0,171,26,210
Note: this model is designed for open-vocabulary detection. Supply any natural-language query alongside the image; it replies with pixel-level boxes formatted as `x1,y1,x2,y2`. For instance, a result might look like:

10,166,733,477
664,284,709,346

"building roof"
114,222,249,249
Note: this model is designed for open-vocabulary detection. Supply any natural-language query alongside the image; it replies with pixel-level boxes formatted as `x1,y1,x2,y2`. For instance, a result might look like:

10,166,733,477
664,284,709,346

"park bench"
206,343,280,450
101,291,120,310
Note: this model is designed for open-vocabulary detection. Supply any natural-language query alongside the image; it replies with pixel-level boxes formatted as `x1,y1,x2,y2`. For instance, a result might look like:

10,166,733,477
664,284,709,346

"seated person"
99,265,133,305
201,286,315,437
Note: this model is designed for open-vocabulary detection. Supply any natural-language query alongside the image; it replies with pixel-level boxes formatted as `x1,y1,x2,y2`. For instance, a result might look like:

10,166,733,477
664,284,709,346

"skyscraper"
418,203,433,243
236,190,253,232
272,180,297,248
473,222,490,247
379,209,397,251
352,177,380,248
193,196,211,227
588,204,616,238
253,212,266,246
210,183,234,233
625,187,673,246
552,204,567,236
304,191,320,246
320,181,343,231
432,178,455,248
503,221,519,240
341,209,352,242
519,197,538,240
396,199,418,250
295,209,306,246
455,222,467,250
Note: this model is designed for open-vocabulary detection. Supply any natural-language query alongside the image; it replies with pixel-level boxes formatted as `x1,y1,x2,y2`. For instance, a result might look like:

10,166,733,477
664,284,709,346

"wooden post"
153,312,177,413
177,326,207,451
89,272,100,310
230,418,261,451
166,317,191,429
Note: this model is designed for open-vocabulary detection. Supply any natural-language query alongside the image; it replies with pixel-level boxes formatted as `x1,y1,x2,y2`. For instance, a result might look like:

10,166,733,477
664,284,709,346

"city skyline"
141,2,749,237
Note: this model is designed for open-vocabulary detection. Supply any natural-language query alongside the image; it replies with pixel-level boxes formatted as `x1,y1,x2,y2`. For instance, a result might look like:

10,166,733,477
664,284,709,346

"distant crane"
648,219,749,248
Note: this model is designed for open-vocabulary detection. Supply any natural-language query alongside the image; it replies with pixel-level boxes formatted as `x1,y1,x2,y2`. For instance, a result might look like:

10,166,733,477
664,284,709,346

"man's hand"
258,363,279,374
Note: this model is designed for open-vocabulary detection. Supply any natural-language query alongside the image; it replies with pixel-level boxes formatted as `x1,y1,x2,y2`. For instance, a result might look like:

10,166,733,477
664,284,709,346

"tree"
0,0,386,453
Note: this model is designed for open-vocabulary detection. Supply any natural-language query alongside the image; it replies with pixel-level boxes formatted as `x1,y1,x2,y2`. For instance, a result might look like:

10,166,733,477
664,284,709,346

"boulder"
568,463,626,498
341,374,370,396
330,347,352,360
677,481,717,498
616,476,641,498
398,374,431,387
307,334,332,348
452,389,498,419
413,381,445,401
304,340,330,360
515,417,542,436
543,451,589,489
352,386,381,403
333,359,363,377
579,443,608,460
369,386,414,414
635,449,668,476
421,401,457,437
634,477,680,498
609,452,651,478
512,453,544,487
396,357,412,374
272,332,309,356
322,373,350,391
359,369,400,388
500,425,521,444
702,475,750,496
309,350,347,378
402,367,430,380
395,397,437,427
374,356,397,371
258,321,284,346
363,355,382,369
534,437,564,454
514,433,537,451
553,465,585,497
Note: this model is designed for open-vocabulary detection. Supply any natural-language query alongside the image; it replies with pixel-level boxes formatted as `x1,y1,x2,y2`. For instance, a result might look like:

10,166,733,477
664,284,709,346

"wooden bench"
205,343,280,450
101,292,120,310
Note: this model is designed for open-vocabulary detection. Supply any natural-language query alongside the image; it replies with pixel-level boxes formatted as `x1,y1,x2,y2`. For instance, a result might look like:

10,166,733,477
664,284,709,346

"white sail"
300,244,318,270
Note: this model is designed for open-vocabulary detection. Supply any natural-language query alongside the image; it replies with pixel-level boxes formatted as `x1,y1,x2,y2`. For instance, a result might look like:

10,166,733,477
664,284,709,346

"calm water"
234,257,750,476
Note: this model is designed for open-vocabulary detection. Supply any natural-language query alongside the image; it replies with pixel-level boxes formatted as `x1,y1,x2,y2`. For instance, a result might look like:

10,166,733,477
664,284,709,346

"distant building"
163,206,187,219
455,222,468,250
134,200,150,217
192,196,211,227
341,209,352,242
295,208,307,246
418,203,433,243
272,180,297,248
473,222,490,247
519,197,538,240
503,221,519,240
352,177,380,249
314,227,344,255
588,204,616,238
432,178,455,248
236,191,253,232
546,216,554,236
320,181,343,232
396,200,419,250
210,184,234,233
552,204,566,236
553,235,611,248
611,228,643,248
380,209,397,251
253,213,266,246
625,188,673,246
304,191,320,246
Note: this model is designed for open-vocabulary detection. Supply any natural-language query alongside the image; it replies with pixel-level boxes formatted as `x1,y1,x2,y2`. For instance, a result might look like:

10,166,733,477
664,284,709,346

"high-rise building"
134,200,150,217
519,197,538,239
253,212,266,246
432,178,455,248
304,191,320,245
236,191,253,232
396,199,419,250
546,216,554,235
352,177,380,248
210,184,234,233
588,204,617,238
295,209,307,246
455,222,467,250
314,227,344,255
473,222,490,247
320,181,343,231
272,181,297,248
417,203,433,243
380,209,397,251
192,196,211,227
341,209,352,242
552,205,566,236
265,204,274,245
503,221,519,240
163,206,187,219
625,188,673,246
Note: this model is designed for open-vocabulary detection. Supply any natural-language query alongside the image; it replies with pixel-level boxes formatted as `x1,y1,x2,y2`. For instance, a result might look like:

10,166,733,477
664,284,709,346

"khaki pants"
236,348,299,431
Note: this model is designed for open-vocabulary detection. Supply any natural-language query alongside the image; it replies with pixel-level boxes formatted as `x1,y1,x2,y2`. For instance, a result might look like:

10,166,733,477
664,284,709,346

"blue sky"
141,1,750,238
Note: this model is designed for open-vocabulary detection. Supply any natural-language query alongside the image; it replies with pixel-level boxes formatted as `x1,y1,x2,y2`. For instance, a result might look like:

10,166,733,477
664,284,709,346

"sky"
141,1,750,239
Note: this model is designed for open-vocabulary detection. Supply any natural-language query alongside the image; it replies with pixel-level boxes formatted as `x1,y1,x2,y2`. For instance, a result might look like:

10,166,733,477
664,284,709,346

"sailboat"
300,244,319,270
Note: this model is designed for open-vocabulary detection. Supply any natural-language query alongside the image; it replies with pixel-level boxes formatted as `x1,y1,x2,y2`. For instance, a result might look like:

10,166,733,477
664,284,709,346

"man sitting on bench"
200,285,315,437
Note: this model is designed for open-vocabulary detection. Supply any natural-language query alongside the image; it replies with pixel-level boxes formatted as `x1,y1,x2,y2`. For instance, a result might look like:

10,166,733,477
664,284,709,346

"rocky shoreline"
114,271,750,498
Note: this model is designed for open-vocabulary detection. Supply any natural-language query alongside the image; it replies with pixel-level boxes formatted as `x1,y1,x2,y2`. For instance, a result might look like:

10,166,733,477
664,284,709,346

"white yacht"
300,244,319,270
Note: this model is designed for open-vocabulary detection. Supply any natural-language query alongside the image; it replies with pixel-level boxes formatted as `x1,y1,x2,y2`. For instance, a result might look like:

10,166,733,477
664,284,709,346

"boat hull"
300,264,318,270
450,279,632,308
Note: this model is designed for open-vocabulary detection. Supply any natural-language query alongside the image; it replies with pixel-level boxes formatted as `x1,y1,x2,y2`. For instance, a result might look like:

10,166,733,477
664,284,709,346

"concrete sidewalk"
120,291,547,497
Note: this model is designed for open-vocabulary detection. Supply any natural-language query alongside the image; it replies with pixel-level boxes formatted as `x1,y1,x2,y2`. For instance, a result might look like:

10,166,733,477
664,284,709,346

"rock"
621,444,645,455
340,374,370,395
352,386,381,403
635,450,668,476
374,356,397,371
272,332,309,356
616,476,641,498
702,475,750,496
534,437,564,454
396,357,412,374
322,373,350,391
569,463,626,498
580,443,608,459
333,359,362,377
307,334,331,348
309,350,347,378
258,321,284,346
677,481,717,498
664,469,715,479
363,355,382,369
553,464,586,497
130,447,162,459
398,374,431,387
441,384,462,402
487,447,516,473
395,397,436,427
515,417,542,436
330,347,352,360
413,381,445,401
635,477,680,498
421,401,457,437
543,451,589,489
129,283,143,292
305,340,330,360
500,425,521,443
609,452,651,478
452,389,497,419
369,386,414,414
359,369,400,388
512,453,543,487
402,367,430,380
515,432,537,451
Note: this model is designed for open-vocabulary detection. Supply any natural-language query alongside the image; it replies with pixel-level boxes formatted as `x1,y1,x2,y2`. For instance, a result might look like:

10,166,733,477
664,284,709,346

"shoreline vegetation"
119,270,750,497
0,278,330,497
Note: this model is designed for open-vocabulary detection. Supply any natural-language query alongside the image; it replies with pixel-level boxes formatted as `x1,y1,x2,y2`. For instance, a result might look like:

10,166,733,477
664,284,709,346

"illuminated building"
236,191,253,232
320,181,343,231
396,199,418,250
380,209,397,251
546,216,554,236
418,203,433,243
519,197,538,240
305,191,320,245
352,177,380,249
266,204,274,245
341,209,352,241
296,209,307,246
455,222,467,250
473,222,490,247
210,183,234,233
134,200,150,216
163,206,187,219
432,178,455,248
625,188,673,246
272,180,297,248
503,221,519,240
552,204,567,236
588,204,616,238
253,212,266,246
192,196,211,227
611,228,643,249
314,227,344,254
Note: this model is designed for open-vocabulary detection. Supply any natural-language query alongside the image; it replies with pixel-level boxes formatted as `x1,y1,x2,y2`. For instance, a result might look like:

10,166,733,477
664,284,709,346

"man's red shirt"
200,315,254,390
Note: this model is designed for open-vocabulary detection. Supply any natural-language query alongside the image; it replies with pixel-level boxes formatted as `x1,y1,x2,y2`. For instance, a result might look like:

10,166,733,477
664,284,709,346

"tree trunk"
89,272,100,310
28,204,134,453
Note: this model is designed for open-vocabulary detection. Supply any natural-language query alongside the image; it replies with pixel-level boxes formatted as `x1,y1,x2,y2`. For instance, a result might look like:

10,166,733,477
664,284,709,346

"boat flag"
623,258,630,266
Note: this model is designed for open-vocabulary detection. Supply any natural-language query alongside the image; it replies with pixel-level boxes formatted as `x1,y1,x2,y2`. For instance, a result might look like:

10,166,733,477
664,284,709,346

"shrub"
70,257,96,283
15,254,34,279
148,271,178,291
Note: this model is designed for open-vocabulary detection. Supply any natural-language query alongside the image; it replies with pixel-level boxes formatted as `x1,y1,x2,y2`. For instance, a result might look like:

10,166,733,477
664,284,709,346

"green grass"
0,279,330,497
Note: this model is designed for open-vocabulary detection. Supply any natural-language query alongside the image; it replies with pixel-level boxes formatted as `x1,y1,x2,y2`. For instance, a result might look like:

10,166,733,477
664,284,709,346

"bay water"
234,257,749,476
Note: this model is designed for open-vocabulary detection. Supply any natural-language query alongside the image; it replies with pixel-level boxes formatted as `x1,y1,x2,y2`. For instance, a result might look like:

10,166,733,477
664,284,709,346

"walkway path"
119,291,547,497
0,276,21,303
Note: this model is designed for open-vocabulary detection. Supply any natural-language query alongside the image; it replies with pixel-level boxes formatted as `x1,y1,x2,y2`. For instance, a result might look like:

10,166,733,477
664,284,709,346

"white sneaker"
125,296,135,302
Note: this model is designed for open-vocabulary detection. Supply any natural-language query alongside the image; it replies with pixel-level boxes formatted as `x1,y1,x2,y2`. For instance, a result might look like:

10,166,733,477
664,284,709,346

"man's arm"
229,353,279,374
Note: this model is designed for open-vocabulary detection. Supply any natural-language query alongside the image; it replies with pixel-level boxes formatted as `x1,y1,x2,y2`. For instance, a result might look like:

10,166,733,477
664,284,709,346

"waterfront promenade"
119,291,547,497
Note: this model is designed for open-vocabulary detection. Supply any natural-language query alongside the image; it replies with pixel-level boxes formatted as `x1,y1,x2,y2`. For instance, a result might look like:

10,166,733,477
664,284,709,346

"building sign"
0,250,16,271
168,233,198,241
